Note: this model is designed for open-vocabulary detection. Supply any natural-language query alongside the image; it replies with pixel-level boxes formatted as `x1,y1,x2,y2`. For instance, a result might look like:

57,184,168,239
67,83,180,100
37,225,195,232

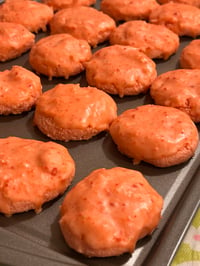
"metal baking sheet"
0,1,200,265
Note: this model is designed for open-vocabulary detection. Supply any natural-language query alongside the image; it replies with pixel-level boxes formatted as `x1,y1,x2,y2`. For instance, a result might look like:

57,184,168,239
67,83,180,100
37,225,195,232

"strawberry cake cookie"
109,105,199,167
34,83,117,141
0,136,75,216
60,167,163,257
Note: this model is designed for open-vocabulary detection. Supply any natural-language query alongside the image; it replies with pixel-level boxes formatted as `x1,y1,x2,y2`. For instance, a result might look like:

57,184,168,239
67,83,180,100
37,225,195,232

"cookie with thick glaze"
101,0,159,21
150,69,200,122
180,39,200,69
157,0,200,7
109,20,179,60
0,22,35,62
29,34,92,80
50,6,116,47
0,65,42,115
0,136,75,216
34,83,117,141
0,0,54,33
109,105,199,167
42,0,96,11
149,2,200,37
84,45,157,97
60,167,163,257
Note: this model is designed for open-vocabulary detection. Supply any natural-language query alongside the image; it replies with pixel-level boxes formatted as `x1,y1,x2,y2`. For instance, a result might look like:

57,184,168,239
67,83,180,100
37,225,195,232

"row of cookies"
1,0,200,58
4,0,200,11
0,135,164,257
0,63,199,165
1,0,200,66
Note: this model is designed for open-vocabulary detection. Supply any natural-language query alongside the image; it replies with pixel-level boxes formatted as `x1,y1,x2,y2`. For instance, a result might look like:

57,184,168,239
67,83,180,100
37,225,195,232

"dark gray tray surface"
0,2,200,265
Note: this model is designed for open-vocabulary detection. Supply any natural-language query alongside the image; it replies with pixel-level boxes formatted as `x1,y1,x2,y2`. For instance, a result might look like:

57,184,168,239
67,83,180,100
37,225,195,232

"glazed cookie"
84,45,157,97
34,83,117,141
29,34,92,80
0,0,54,33
100,0,159,22
42,0,96,11
180,39,200,69
109,20,179,60
157,0,200,7
50,6,116,47
150,69,200,123
59,167,163,257
0,22,35,62
109,105,199,167
0,136,75,216
149,2,200,37
0,65,42,115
